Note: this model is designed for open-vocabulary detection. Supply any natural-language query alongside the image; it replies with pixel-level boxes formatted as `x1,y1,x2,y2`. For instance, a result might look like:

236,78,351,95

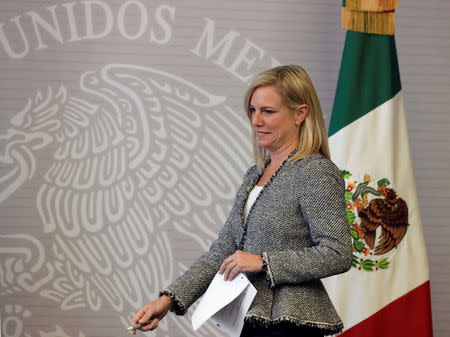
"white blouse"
243,185,263,220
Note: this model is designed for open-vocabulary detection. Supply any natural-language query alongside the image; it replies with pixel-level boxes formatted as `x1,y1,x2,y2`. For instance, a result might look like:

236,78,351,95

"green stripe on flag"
329,31,401,136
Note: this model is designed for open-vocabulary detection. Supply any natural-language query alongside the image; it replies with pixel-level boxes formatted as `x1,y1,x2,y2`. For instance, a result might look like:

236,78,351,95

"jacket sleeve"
160,216,237,314
159,166,257,314
262,159,353,288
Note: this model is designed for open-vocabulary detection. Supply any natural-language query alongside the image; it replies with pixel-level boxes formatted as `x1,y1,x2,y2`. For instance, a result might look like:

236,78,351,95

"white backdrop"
0,1,448,337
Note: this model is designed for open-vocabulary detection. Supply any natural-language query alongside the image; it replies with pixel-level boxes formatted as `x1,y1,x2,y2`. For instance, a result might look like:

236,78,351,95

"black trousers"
240,322,325,337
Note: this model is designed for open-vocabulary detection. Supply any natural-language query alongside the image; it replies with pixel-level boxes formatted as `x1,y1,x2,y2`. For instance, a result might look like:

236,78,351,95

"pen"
127,320,153,331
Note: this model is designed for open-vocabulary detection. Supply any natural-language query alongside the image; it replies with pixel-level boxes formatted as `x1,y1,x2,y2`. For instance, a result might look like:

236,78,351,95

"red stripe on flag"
339,281,433,337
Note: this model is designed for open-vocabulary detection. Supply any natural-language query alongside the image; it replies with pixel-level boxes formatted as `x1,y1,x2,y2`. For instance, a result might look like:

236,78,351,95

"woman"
131,65,352,336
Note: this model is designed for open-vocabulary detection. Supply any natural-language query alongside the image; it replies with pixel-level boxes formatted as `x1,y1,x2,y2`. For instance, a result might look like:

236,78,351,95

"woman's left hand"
219,250,263,281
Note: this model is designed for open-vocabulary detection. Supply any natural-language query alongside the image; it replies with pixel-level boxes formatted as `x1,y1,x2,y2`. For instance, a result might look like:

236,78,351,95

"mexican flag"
322,2,434,337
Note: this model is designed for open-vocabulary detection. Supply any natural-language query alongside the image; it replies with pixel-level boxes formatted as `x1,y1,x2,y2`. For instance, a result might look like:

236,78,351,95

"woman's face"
249,85,303,153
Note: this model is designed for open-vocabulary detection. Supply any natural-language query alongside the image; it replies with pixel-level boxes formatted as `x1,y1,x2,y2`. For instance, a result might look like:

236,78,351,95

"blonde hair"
244,65,330,170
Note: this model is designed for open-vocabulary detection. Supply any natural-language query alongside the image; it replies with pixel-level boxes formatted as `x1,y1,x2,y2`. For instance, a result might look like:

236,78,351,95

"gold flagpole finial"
342,0,399,35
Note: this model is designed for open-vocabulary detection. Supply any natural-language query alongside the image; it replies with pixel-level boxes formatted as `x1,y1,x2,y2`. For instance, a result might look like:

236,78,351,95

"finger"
222,260,232,280
219,261,226,274
223,261,236,281
132,307,145,325
219,254,235,274
228,265,241,281
222,264,230,280
149,318,159,330
219,261,232,274
141,318,159,331
139,308,154,325
139,320,151,331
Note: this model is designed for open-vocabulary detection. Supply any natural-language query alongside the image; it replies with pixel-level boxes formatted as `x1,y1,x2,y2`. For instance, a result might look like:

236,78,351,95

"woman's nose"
251,111,263,126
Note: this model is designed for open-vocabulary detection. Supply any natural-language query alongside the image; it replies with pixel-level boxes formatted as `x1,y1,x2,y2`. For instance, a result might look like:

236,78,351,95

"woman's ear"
295,104,308,126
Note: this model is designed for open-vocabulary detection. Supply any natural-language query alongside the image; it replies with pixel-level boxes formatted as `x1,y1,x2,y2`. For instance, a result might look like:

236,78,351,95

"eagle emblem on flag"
342,170,409,271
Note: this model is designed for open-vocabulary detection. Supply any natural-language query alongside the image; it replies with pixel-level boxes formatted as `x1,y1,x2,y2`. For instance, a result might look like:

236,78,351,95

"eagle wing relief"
93,64,251,250
0,87,66,204
0,86,77,299
32,64,250,327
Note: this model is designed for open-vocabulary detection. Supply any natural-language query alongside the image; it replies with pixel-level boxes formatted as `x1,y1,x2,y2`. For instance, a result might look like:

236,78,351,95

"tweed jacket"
161,153,353,334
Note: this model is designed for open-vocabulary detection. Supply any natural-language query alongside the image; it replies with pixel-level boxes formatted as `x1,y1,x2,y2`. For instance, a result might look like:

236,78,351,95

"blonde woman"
132,65,352,337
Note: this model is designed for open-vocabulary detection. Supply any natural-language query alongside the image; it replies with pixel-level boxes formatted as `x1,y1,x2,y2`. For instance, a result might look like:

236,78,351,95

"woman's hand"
131,295,174,334
219,250,263,281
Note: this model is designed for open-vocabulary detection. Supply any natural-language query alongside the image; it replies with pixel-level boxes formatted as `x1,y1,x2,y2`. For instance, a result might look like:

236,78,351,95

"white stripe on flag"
323,91,430,331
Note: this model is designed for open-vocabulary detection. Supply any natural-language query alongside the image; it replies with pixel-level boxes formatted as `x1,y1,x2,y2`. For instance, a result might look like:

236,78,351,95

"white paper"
191,272,257,337
211,280,257,337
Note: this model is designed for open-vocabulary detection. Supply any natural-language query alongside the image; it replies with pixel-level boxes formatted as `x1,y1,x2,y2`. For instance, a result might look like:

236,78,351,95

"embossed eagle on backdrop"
0,64,248,335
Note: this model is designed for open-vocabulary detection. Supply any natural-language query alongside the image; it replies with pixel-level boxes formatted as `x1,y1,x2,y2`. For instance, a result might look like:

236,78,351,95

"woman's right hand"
131,295,174,334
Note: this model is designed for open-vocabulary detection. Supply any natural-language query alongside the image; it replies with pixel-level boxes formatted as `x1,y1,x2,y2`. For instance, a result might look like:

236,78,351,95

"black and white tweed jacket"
161,153,352,334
